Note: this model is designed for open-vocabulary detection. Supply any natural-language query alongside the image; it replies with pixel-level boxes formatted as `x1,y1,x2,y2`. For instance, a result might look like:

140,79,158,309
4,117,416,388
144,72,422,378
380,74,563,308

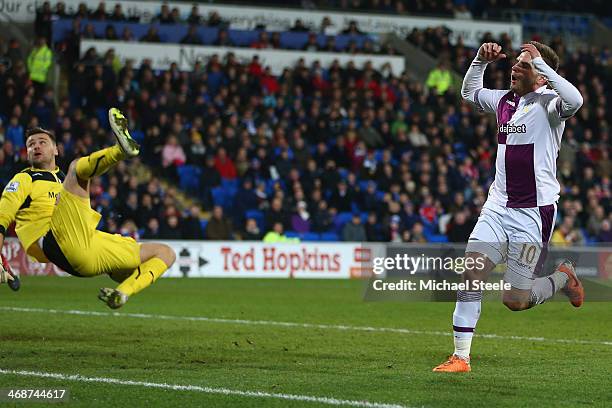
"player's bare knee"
157,244,176,267
502,291,531,311
462,252,493,284
502,299,530,311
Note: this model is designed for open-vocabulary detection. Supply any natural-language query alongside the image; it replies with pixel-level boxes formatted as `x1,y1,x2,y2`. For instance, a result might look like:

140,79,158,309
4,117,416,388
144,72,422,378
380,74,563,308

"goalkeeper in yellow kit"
0,108,176,309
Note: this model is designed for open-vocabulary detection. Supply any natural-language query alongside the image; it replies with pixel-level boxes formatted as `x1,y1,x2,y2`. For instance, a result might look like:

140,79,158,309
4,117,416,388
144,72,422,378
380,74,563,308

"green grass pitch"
0,276,610,407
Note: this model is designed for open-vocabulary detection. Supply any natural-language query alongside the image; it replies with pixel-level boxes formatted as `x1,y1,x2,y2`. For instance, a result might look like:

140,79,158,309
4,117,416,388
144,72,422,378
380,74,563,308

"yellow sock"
116,257,169,297
76,145,124,180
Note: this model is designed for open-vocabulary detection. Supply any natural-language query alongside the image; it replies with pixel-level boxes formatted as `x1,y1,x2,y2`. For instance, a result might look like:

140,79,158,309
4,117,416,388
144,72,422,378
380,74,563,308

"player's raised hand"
520,43,541,60
478,43,506,62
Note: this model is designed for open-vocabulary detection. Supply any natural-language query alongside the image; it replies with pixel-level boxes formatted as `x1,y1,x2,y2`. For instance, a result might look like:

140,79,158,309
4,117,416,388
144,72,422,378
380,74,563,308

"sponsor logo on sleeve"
5,181,19,192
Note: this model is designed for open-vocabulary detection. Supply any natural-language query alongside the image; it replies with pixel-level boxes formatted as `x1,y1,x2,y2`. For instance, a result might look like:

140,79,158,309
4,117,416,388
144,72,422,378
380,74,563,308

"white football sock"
452,290,482,359
530,271,569,305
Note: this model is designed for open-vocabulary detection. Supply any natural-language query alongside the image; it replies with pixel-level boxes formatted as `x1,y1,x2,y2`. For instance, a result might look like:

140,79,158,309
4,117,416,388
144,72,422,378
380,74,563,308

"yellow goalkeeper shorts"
45,188,141,277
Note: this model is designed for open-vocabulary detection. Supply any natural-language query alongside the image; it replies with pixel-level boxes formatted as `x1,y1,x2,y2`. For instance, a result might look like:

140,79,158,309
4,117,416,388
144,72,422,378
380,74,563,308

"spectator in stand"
143,218,161,239
291,19,310,32
141,26,162,43
342,20,363,35
386,214,403,242
35,1,53,41
162,135,186,168
207,11,225,27
552,217,585,246
91,2,107,20
160,213,182,239
187,6,202,25
342,213,367,241
242,218,262,240
214,147,237,179
105,25,119,40
329,180,354,213
454,4,473,20
291,201,311,233
586,206,606,237
426,60,453,95
446,211,475,243
181,25,203,45
27,37,52,99
109,4,127,21
182,205,204,239
206,205,233,240
186,130,206,164
157,4,174,24
170,7,181,24
74,3,89,19
6,117,24,151
54,1,67,19
121,27,136,42
214,29,234,46
251,32,273,49
410,221,428,243
303,33,320,52
266,197,288,230
320,16,336,35
598,220,612,242
365,212,385,241
263,222,299,243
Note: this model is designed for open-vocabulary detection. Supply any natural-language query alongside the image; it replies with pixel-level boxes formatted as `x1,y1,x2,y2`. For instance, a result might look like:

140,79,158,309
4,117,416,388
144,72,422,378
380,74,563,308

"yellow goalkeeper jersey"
0,167,64,260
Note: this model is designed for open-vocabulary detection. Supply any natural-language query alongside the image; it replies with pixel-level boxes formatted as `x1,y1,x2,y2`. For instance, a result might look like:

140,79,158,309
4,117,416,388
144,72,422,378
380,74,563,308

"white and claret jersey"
462,56,583,208
0,167,64,259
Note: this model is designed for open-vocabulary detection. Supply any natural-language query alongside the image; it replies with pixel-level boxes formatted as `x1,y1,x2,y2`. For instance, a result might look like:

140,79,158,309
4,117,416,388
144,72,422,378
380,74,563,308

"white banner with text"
80,39,406,75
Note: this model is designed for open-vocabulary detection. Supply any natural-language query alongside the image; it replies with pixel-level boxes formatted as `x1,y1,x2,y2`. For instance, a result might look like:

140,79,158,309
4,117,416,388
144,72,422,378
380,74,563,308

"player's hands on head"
478,43,506,62
520,43,541,60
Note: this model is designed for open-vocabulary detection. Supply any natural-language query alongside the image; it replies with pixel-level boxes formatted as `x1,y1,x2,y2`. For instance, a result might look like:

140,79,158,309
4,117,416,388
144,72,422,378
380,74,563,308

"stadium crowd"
0,2,609,244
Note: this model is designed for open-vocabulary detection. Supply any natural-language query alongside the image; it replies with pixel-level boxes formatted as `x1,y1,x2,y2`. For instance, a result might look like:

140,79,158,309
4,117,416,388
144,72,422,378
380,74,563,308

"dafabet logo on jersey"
498,123,527,133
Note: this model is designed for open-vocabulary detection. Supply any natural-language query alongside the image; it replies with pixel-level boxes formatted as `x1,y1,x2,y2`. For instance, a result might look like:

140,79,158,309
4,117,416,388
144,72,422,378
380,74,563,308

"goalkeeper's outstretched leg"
99,242,176,309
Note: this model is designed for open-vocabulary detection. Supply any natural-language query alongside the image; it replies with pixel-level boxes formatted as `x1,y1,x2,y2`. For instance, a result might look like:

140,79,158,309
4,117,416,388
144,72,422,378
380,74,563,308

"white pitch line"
0,369,407,408
2,306,611,347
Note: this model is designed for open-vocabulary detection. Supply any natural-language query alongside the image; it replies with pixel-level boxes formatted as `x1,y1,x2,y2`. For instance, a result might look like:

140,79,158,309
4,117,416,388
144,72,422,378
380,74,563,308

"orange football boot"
556,259,584,307
432,355,471,372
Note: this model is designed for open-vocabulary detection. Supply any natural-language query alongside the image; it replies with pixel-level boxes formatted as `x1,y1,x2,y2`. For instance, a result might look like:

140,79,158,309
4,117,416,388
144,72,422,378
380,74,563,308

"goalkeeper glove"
1,254,19,291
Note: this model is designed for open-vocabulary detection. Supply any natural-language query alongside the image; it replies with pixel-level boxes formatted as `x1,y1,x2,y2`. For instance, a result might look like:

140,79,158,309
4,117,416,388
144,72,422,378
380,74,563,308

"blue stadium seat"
302,232,320,241
211,187,227,207
285,230,300,238
95,108,110,129
131,130,145,144
427,234,449,243
334,212,354,232
221,178,239,199
178,165,201,194
320,232,339,241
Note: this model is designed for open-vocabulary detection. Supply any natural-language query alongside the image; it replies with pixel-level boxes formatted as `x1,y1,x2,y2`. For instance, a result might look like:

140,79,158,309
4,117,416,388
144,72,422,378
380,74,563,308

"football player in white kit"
433,42,585,372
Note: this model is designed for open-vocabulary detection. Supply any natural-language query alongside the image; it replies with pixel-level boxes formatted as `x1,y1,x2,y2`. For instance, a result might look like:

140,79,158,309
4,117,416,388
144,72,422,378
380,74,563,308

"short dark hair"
25,127,56,144
529,40,560,71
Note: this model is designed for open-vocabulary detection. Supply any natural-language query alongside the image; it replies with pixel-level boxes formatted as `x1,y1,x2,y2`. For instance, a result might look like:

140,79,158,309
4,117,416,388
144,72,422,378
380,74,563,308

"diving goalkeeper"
0,108,176,309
